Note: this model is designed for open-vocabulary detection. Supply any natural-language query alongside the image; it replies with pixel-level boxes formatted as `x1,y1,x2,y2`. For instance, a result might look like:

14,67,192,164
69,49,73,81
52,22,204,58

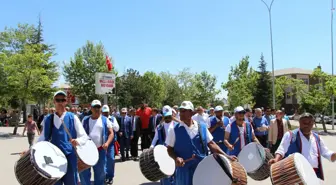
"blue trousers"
79,149,106,185
161,176,174,185
55,151,78,185
120,136,130,158
105,145,115,180
174,165,197,185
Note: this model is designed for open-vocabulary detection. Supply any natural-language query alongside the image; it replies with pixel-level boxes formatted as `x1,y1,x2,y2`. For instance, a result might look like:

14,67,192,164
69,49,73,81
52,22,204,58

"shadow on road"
0,132,22,140
139,183,160,185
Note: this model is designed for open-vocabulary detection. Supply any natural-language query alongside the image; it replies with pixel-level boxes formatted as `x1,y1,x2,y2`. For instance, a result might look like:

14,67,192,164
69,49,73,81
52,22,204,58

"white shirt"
150,121,175,148
37,112,88,145
192,113,209,124
225,123,254,149
275,131,334,168
166,120,213,147
108,116,120,132
84,116,113,147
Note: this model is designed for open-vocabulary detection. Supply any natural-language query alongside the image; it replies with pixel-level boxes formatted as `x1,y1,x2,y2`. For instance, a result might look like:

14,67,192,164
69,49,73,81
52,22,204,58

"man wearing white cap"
80,100,115,185
150,105,176,185
224,106,259,156
166,101,236,185
34,90,88,185
117,107,133,161
101,105,120,185
208,105,230,153
192,106,209,124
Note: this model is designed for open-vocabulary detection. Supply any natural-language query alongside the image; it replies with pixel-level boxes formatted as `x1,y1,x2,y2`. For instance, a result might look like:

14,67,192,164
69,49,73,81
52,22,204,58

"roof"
57,83,71,89
274,68,313,76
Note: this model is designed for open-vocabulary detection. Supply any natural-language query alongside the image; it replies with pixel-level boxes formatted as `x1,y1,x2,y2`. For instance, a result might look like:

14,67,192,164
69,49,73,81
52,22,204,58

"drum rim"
76,139,99,166
238,142,265,172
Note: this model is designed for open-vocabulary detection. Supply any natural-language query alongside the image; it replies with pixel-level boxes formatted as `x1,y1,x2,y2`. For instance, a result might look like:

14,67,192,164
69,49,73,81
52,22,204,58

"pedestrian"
118,108,133,161
22,114,40,148
268,110,289,154
253,108,269,148
136,102,152,150
129,108,142,161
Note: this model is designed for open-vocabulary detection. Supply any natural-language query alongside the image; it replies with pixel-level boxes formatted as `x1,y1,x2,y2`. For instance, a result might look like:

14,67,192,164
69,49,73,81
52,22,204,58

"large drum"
76,139,99,172
139,145,175,182
14,141,68,185
193,154,248,185
270,153,320,185
238,142,274,181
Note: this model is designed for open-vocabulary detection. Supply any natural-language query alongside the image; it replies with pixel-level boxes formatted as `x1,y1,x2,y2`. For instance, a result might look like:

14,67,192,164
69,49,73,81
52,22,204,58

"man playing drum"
80,100,115,185
269,113,336,180
166,101,236,185
224,106,260,156
101,105,120,185
208,105,230,153
35,90,88,185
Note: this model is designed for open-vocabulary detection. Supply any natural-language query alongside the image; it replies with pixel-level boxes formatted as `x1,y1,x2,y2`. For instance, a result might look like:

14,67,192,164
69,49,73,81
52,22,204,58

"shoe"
133,157,139,161
121,157,126,162
105,179,113,185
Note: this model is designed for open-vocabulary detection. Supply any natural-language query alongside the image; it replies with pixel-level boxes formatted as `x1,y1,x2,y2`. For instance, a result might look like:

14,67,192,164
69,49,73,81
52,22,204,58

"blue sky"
0,0,334,98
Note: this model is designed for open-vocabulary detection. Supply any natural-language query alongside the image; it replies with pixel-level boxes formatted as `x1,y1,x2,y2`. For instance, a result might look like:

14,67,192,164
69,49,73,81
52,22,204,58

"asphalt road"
1,124,335,185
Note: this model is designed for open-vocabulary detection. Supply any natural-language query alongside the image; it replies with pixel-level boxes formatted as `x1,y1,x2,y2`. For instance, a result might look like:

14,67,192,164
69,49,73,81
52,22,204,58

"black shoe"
121,157,126,162
133,157,139,161
105,179,113,185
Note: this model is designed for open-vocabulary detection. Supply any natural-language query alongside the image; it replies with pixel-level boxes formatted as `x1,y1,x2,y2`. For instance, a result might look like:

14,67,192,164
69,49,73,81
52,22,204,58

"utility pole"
331,0,335,130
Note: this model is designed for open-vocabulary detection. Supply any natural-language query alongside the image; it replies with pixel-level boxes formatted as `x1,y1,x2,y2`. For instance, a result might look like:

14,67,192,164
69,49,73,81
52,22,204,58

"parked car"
315,114,331,124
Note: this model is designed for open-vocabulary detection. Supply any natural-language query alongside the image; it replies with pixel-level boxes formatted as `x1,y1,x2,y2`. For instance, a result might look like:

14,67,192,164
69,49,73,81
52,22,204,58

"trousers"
131,131,139,157
120,136,130,158
55,151,78,185
105,144,115,180
79,149,106,185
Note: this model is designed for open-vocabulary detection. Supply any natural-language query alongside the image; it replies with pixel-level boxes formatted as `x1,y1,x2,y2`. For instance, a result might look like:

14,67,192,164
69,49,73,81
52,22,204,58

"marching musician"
224,106,259,156
79,100,114,185
150,105,176,185
269,113,336,180
208,106,230,153
101,105,120,185
35,90,88,185
166,101,236,185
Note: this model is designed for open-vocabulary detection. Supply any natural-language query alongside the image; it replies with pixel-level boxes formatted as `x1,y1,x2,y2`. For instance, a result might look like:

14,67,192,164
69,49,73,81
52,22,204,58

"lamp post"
261,0,276,109
332,0,335,130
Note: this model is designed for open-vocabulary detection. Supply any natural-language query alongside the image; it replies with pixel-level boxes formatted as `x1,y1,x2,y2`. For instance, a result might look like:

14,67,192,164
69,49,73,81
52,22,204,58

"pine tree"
254,53,272,108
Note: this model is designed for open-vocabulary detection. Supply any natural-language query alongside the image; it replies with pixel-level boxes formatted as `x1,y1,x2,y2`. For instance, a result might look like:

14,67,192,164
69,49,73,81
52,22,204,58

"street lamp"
261,0,276,109
331,0,335,130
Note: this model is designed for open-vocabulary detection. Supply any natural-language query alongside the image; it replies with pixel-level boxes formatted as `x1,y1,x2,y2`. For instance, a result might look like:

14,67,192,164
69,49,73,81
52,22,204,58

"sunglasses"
92,106,101,109
164,116,172,119
55,99,66,103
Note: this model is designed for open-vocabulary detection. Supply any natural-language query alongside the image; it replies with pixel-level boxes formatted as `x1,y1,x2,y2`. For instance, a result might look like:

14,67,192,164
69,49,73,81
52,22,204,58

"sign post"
95,73,116,105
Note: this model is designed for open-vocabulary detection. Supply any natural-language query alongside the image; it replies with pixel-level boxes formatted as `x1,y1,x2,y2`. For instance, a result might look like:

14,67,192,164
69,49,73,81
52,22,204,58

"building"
274,66,321,114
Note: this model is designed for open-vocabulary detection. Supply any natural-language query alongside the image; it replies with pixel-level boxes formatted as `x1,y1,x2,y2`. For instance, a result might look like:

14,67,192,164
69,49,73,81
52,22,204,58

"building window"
301,78,309,85
286,92,291,99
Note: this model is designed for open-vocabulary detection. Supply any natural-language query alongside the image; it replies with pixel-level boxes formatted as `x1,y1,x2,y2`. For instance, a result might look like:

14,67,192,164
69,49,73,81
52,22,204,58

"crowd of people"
17,90,336,185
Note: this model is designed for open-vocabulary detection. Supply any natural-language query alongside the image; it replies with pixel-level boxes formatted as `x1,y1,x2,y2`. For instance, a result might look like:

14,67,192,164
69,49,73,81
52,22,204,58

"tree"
192,71,220,107
63,41,114,104
254,54,272,108
222,56,259,110
160,71,183,106
141,71,165,108
176,68,198,101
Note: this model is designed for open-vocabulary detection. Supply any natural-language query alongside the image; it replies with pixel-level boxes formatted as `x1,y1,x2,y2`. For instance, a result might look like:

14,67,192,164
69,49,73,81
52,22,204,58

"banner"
95,73,116,95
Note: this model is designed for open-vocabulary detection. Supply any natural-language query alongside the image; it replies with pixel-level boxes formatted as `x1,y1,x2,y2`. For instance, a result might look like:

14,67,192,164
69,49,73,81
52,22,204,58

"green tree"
222,56,258,110
141,71,165,108
254,54,272,108
63,41,114,104
192,71,220,107
176,68,197,101
160,71,183,106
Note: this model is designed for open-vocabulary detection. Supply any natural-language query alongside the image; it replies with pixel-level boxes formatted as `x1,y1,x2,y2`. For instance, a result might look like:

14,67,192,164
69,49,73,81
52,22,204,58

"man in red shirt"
136,102,152,150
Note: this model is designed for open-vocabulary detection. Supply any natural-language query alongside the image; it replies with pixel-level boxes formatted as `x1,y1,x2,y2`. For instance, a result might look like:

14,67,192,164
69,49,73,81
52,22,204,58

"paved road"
1,125,335,185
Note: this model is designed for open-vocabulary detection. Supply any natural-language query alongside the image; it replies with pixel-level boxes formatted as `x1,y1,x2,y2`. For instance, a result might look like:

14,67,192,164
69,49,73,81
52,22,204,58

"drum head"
31,141,68,178
76,139,99,166
294,153,320,185
193,154,233,185
153,145,175,176
238,142,265,173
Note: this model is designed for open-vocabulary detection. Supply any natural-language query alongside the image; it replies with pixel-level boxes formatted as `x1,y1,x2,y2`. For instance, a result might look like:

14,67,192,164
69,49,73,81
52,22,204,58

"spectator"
22,114,40,148
136,102,152,150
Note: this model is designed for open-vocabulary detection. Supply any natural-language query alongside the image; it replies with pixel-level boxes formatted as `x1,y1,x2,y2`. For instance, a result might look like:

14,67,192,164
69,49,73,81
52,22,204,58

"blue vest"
228,121,252,156
174,122,208,168
44,112,77,155
210,116,229,152
83,116,108,146
285,129,324,180
109,116,117,142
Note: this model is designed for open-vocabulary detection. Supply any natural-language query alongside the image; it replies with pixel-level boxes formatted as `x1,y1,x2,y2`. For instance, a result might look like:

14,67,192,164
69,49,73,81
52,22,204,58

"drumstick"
233,137,240,146
184,154,196,162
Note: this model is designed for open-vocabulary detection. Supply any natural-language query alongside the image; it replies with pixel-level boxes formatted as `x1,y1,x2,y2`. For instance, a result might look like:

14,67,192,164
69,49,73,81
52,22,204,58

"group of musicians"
21,90,336,185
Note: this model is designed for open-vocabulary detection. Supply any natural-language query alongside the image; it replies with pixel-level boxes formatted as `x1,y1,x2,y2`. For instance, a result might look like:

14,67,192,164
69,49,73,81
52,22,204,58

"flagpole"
331,0,335,130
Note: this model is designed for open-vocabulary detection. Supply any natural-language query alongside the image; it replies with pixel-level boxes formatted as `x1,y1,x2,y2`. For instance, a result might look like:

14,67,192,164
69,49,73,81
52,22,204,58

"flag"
106,56,113,71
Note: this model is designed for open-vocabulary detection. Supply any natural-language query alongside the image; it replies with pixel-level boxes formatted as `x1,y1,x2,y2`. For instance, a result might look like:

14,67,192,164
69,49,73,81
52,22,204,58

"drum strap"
48,114,54,141
197,123,207,156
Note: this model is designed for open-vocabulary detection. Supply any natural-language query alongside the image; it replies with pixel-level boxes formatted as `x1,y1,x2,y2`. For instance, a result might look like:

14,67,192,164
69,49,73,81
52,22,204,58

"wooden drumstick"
233,137,240,146
184,154,196,162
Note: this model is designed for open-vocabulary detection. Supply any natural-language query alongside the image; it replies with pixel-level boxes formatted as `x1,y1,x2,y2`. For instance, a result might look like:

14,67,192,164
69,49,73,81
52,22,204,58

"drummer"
150,105,176,185
208,105,230,153
224,106,259,156
269,113,336,180
166,101,236,185
101,105,120,185
80,100,115,185
35,90,88,185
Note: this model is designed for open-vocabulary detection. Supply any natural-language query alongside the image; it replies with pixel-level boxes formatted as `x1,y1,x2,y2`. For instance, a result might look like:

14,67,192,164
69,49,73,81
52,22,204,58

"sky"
0,0,334,98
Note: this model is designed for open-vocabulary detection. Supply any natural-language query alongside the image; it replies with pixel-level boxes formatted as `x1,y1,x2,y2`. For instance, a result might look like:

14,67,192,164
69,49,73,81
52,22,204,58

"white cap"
209,107,214,110
121,107,127,113
162,105,173,117
54,90,67,98
214,106,223,112
234,106,245,113
179,101,194,111
102,105,110,113
91,100,102,107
